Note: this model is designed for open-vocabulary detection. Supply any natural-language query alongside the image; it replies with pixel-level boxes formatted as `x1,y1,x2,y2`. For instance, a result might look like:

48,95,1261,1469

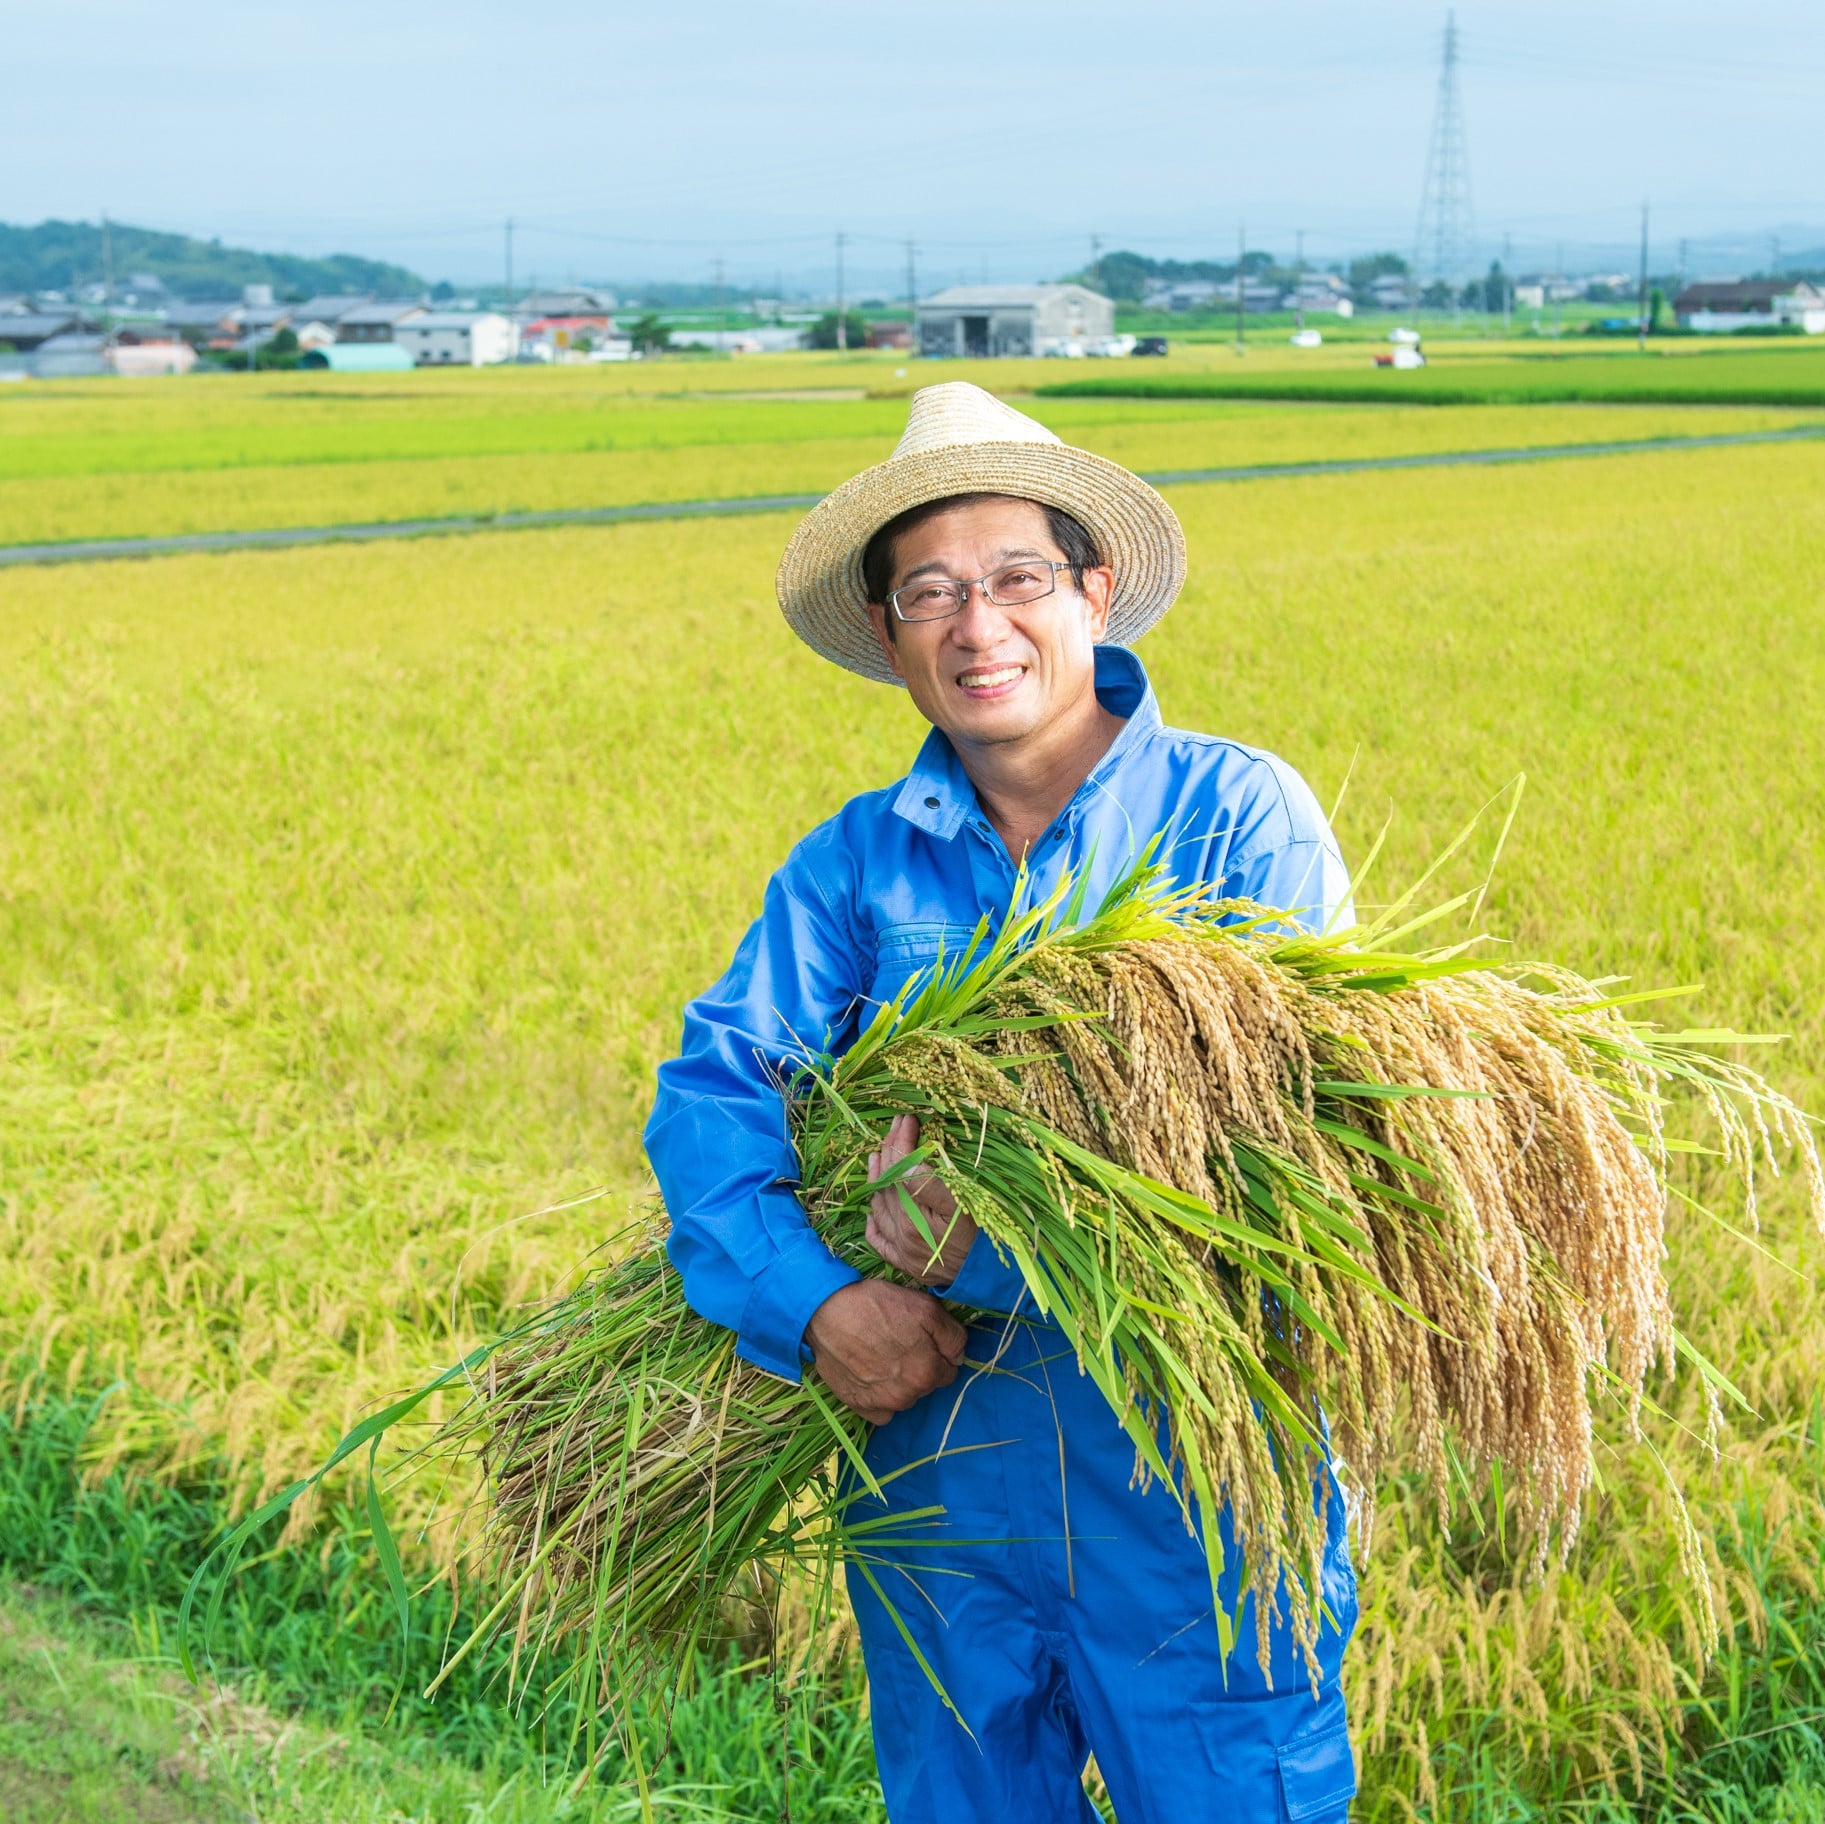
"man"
645,383,1358,1822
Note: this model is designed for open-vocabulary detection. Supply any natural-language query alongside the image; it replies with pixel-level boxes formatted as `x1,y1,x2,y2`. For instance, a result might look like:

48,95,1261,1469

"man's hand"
804,1280,968,1426
866,1113,979,1285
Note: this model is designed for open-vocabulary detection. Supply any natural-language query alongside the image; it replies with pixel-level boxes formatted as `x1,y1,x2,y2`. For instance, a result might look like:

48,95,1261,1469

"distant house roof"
337,301,428,327
292,294,373,322
1674,279,1825,311
299,342,416,371
165,301,240,331
516,287,614,316
0,312,84,349
236,305,293,330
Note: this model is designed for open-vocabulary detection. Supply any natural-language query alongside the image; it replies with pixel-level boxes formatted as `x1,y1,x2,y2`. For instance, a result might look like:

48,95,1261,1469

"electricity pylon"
1413,10,1476,317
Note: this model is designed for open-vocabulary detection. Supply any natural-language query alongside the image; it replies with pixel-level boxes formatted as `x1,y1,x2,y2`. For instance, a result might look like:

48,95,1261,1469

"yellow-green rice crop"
2,351,1818,545
4,437,1824,1810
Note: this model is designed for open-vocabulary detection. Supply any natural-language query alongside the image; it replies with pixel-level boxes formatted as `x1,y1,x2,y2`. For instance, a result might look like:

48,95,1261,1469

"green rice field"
3,346,1824,1820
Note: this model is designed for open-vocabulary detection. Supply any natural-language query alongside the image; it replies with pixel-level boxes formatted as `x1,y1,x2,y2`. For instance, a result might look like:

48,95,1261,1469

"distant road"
5,424,1823,570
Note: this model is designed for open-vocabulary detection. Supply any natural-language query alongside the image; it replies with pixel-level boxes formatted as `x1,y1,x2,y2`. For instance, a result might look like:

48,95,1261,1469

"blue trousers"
844,1314,1358,1823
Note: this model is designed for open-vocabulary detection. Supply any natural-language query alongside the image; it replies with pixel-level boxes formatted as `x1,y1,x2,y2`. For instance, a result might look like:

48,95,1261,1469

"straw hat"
775,381,1187,685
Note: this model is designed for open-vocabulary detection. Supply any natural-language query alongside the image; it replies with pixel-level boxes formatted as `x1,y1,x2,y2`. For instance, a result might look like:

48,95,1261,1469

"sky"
7,0,1824,293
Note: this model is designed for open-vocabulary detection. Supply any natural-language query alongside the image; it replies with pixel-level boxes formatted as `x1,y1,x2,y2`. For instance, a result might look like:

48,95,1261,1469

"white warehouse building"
914,283,1113,358
395,311,520,366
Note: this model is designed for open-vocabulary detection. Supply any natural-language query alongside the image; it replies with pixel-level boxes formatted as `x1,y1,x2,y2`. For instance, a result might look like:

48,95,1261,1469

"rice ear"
418,855,1820,1719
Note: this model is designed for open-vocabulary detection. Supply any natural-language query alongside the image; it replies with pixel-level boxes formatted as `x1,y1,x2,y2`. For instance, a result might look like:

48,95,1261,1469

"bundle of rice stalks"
183,846,1821,1732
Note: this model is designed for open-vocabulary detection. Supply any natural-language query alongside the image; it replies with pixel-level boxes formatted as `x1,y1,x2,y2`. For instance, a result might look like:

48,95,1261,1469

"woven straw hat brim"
775,438,1187,685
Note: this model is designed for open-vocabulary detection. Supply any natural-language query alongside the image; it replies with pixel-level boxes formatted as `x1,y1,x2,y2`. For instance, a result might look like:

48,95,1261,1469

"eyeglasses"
887,559,1075,624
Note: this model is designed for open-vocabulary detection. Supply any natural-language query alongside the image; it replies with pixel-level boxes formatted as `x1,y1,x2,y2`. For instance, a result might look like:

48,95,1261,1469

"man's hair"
862,493,1104,638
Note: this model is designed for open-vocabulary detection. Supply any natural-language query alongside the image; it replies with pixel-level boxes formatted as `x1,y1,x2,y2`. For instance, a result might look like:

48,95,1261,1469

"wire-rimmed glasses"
887,559,1074,624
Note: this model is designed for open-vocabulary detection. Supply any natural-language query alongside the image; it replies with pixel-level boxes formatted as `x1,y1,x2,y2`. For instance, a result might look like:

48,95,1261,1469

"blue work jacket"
643,645,1352,1380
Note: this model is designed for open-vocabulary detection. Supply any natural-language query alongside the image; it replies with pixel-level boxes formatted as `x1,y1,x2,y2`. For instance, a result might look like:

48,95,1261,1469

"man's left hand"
866,1113,978,1286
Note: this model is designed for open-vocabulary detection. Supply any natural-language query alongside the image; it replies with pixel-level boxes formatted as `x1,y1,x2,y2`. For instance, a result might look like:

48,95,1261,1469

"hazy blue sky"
9,0,1823,290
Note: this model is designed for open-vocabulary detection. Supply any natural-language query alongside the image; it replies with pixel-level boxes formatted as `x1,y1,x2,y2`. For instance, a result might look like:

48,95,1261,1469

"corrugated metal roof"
920,285,1074,307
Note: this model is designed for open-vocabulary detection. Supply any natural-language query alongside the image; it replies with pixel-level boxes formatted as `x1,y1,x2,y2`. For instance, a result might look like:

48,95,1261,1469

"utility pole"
713,257,725,334
1502,230,1512,337
504,218,515,312
1235,223,1246,354
835,230,847,351
905,239,918,351
100,212,115,348
1770,233,1781,276
1090,233,1103,294
1294,228,1305,330
1554,239,1564,338
1677,237,1689,295
1636,199,1650,351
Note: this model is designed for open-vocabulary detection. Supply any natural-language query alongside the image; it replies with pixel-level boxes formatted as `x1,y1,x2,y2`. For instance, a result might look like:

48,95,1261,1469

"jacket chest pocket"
867,922,981,1007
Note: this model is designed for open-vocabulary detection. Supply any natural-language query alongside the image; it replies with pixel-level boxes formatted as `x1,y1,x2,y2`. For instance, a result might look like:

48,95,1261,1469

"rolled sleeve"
645,835,867,1383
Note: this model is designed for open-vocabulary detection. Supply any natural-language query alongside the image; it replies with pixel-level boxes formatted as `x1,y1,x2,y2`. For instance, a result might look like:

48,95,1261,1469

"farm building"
915,284,1112,358
394,311,519,366
299,343,416,372
1672,280,1825,334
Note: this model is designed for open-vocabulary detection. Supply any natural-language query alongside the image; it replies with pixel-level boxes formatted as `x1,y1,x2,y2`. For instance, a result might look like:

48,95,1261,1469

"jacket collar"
891,646,1162,840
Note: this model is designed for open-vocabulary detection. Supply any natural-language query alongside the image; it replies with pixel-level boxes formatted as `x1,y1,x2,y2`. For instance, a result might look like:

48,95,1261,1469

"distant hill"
0,219,427,303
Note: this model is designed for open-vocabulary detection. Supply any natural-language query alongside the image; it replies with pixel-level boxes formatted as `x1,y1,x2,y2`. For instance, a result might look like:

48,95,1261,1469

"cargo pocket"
1277,1719,1356,1822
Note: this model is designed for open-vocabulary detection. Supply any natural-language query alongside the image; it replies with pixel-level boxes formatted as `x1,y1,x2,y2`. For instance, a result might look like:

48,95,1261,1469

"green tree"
808,310,867,350
255,325,300,371
1348,251,1409,298
626,314,671,354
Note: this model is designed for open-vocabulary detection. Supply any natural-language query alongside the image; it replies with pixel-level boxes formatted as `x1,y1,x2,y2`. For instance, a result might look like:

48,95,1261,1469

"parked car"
1133,336,1169,356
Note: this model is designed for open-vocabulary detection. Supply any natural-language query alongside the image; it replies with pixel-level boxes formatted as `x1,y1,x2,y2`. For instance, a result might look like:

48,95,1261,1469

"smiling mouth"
955,665,1026,695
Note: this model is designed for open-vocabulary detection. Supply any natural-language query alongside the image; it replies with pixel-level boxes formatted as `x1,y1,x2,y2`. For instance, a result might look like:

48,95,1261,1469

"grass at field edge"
7,1380,1825,1822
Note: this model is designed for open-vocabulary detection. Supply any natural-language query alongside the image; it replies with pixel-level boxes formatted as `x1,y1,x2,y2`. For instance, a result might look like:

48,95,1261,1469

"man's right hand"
803,1280,968,1426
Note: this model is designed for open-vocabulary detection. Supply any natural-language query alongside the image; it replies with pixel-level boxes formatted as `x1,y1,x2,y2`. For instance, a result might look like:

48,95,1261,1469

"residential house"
165,301,242,345
1673,279,1825,334
0,311,85,351
514,286,615,320
32,332,111,378
109,329,197,376
1287,274,1354,316
394,311,519,365
292,295,375,328
336,302,429,343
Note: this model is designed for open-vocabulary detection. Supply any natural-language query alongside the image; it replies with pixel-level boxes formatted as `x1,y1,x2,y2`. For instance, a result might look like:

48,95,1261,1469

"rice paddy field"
3,345,1824,1821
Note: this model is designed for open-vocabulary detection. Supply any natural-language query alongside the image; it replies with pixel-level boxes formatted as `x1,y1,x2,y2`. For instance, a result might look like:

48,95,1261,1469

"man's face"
866,498,1113,749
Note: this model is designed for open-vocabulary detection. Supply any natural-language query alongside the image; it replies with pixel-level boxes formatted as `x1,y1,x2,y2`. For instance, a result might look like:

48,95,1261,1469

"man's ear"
866,602,906,680
1081,566,1116,642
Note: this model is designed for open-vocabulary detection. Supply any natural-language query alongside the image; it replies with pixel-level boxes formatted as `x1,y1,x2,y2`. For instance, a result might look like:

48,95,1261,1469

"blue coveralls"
645,646,1360,1822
